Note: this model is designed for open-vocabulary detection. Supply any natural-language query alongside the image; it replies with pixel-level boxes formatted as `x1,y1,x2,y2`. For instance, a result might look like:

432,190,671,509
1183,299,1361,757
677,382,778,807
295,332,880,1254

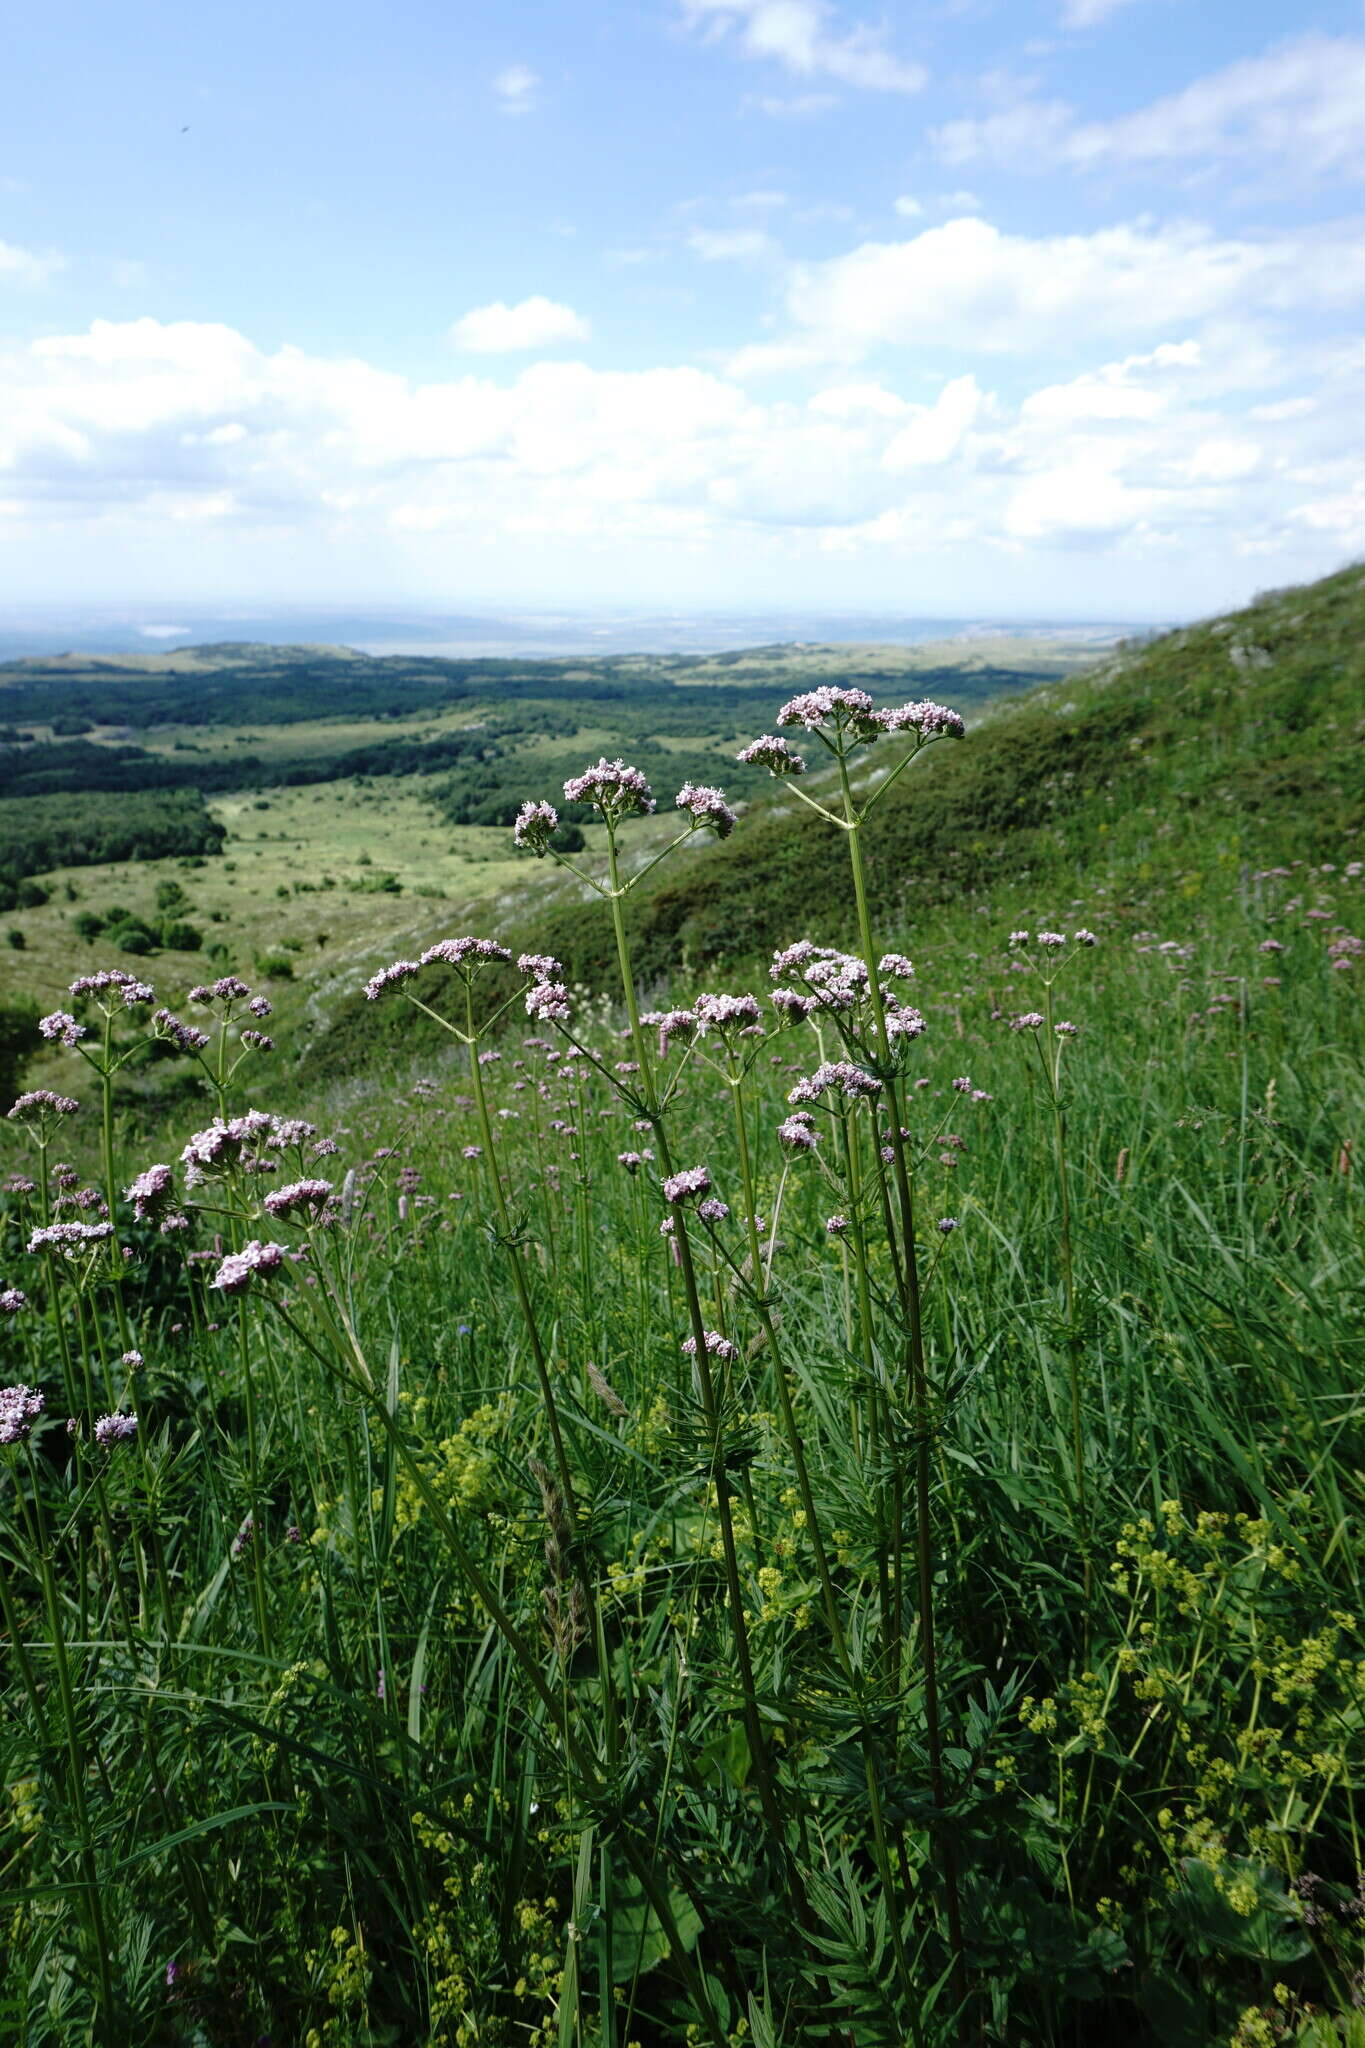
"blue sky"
2,0,1363,618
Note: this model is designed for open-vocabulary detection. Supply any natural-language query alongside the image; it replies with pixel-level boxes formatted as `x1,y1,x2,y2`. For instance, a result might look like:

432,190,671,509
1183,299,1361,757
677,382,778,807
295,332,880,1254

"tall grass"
1,686,1363,2048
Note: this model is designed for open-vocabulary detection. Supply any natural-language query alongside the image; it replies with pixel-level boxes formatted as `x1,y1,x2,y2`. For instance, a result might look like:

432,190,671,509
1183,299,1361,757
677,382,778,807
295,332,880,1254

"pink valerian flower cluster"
209,1240,290,1295
1009,928,1098,950
681,1330,737,1362
1055,1021,1080,1038
269,1119,318,1152
526,982,572,1024
263,1179,336,1223
641,1008,699,1055
561,758,655,818
662,1165,711,1205
0,1384,44,1445
1328,934,1362,971
364,937,512,1002
152,1009,211,1053
69,969,155,1006
697,1197,730,1223
769,687,966,746
787,1061,882,1106
1010,1012,1046,1032
1,1289,27,1314
513,799,560,853
737,734,806,776
617,1150,653,1173
181,1110,278,1186
777,1111,820,1151
187,976,269,1013
517,953,562,981
28,1220,114,1256
768,942,924,1043
692,991,764,1041
94,1411,138,1446
675,782,736,839
825,1215,851,1237
8,1090,80,1125
39,1011,86,1047
240,1030,274,1052
126,1162,177,1222
776,685,881,737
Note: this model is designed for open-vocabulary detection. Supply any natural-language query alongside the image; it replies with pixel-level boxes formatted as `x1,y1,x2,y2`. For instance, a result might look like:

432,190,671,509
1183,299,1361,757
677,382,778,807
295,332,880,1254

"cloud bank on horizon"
0,0,1361,619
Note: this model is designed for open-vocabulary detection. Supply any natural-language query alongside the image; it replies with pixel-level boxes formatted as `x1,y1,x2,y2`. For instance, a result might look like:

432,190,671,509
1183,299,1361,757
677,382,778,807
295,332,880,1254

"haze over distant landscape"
2,0,1362,626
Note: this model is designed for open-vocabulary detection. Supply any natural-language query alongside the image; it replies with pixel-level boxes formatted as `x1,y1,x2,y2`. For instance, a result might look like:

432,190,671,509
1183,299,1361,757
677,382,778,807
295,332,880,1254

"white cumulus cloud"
0,237,65,287
680,0,926,94
934,33,1365,182
451,297,591,353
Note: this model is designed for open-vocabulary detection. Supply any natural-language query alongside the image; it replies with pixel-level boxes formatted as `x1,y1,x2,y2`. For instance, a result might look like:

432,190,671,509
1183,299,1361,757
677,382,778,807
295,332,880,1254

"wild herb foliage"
0,645,1363,2048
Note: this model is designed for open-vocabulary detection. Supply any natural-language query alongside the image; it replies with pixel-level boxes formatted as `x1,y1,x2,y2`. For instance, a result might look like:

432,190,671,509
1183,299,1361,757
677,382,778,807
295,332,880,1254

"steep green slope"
310,564,1364,1075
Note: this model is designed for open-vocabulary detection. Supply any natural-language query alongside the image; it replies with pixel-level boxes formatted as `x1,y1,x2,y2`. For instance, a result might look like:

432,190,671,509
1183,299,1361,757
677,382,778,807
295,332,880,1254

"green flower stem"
837,747,968,2013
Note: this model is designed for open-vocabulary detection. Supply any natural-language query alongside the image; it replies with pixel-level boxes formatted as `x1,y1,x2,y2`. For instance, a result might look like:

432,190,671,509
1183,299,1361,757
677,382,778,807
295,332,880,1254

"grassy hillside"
311,563,1364,1079
0,568,1360,2045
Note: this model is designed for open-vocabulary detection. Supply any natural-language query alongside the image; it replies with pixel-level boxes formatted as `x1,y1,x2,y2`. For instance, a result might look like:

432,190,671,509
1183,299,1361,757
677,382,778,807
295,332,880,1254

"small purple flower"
662,1165,711,1205
777,1112,819,1151
70,969,155,1006
0,1384,44,1445
617,1150,653,1172
675,782,737,839
642,1007,699,1054
1055,1021,1080,1037
681,1330,736,1362
952,1076,972,1093
880,699,965,739
94,1411,138,1447
878,953,915,980
126,1162,177,1223
364,959,421,1002
517,952,562,980
231,1515,255,1558
122,1349,144,1368
248,995,273,1018
1072,929,1098,946
8,1090,80,1124
38,1011,86,1047
263,1178,335,1222
208,1240,289,1295
152,1008,212,1053
1036,931,1067,950
240,1029,274,1052
776,685,879,735
1,1288,28,1314
938,1217,959,1234
1010,1012,1045,1032
513,799,560,852
526,981,572,1023
1008,930,1029,947
697,1197,730,1223
28,1220,114,1256
787,1061,881,1106
825,1214,851,1236
562,758,655,818
737,733,806,776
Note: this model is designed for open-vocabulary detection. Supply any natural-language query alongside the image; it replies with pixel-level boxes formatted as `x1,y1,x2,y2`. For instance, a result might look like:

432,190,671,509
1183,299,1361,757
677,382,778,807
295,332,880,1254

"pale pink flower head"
263,1179,335,1223
39,1011,86,1048
513,799,559,853
787,1061,881,1106
879,700,965,741
1010,1012,1045,1032
0,1384,44,1445
776,685,880,738
126,1162,176,1222
93,1411,138,1446
662,1165,711,1206
738,734,806,776
675,782,736,839
777,1112,819,1151
526,981,572,1024
681,1330,736,1362
562,758,655,819
8,1090,80,1126
517,953,562,981
70,968,154,1007
209,1240,289,1295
